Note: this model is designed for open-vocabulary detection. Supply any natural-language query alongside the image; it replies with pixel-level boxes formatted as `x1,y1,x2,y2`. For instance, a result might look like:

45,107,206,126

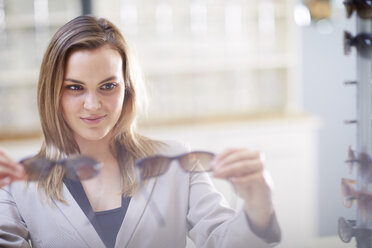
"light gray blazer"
0,141,277,248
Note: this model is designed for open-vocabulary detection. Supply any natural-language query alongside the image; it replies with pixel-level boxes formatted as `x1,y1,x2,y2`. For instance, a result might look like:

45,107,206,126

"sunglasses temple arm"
139,185,166,227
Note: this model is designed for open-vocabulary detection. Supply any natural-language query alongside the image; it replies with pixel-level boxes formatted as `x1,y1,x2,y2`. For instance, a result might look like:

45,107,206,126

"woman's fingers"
0,149,26,187
211,148,269,199
212,148,258,167
0,166,25,180
0,160,25,176
212,148,263,178
213,159,262,178
229,171,264,185
212,148,274,231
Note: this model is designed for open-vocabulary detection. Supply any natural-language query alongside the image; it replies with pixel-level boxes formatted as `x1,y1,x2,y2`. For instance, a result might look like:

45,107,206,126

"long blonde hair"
37,15,162,202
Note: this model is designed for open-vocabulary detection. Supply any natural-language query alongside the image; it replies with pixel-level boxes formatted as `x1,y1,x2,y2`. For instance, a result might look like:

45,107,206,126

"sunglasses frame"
345,146,372,172
338,217,357,243
343,31,372,58
338,216,372,244
20,155,102,181
343,0,372,19
341,177,372,221
341,178,358,208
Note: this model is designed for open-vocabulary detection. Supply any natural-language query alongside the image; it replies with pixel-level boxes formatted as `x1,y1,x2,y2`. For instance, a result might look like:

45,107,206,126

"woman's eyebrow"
64,78,84,84
99,76,118,84
64,76,118,84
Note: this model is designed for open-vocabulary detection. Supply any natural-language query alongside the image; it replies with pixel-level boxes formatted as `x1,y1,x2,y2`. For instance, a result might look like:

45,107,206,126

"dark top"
64,178,131,248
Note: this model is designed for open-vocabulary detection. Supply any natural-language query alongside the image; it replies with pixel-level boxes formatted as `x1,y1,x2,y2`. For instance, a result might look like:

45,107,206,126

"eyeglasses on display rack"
345,146,372,181
340,0,372,246
20,155,102,181
343,0,372,19
339,147,372,245
344,31,372,58
338,217,358,243
338,217,372,244
341,178,372,221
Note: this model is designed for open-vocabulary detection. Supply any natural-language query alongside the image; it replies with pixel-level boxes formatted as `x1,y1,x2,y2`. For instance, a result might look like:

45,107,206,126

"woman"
0,15,280,248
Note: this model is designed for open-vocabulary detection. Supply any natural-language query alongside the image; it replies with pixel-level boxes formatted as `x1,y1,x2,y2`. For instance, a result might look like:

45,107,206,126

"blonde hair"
37,15,162,202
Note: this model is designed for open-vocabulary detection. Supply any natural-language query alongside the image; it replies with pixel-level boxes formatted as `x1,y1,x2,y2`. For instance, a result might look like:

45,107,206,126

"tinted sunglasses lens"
137,156,171,180
65,157,101,180
338,217,354,243
20,157,52,181
178,152,214,172
341,179,356,208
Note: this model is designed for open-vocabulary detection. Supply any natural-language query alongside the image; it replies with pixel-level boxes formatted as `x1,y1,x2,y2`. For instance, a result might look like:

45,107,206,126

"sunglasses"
343,31,372,58
135,151,242,229
338,217,357,243
345,146,372,173
20,155,102,181
135,151,215,180
343,0,372,19
341,178,372,221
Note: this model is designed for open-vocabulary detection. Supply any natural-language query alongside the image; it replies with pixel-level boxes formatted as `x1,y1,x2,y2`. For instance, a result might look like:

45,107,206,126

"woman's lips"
80,115,106,124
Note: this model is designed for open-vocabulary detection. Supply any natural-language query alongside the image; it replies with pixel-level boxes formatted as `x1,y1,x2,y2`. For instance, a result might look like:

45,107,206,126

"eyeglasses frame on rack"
344,31,372,58
343,0,372,19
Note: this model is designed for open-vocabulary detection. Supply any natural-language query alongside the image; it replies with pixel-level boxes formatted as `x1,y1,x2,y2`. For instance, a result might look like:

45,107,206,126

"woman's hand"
212,148,274,232
0,150,26,188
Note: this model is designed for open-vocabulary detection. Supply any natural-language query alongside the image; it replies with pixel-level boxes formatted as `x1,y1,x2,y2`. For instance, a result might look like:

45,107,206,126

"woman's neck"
74,134,115,164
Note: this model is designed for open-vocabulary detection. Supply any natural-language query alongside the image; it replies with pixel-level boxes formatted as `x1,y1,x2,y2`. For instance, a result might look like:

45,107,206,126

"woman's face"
61,45,125,142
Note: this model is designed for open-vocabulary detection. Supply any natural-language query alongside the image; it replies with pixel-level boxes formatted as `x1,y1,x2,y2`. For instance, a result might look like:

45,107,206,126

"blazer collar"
115,177,157,248
52,184,106,248
53,178,157,248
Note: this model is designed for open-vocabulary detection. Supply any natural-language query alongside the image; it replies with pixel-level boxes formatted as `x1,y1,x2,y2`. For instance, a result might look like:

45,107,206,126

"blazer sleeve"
0,186,31,248
186,171,280,248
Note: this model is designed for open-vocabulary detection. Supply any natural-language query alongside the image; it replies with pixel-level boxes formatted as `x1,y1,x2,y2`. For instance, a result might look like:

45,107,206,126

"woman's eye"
65,85,83,91
101,83,117,90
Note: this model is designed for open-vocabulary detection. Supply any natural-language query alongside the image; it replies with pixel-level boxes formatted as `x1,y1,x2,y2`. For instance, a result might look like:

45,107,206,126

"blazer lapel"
52,184,106,248
115,178,157,248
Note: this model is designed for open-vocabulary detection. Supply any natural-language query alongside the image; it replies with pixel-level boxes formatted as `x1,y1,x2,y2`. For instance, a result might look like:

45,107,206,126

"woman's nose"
83,92,101,111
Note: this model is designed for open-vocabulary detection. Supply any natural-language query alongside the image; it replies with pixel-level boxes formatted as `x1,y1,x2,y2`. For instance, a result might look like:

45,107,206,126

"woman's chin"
74,130,111,143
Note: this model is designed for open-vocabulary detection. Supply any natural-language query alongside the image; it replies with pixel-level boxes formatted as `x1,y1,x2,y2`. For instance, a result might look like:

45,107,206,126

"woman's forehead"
65,46,124,81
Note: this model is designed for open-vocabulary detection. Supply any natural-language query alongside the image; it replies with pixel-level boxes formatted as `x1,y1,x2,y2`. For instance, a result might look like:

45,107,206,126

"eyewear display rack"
339,3,372,247
355,16,372,247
